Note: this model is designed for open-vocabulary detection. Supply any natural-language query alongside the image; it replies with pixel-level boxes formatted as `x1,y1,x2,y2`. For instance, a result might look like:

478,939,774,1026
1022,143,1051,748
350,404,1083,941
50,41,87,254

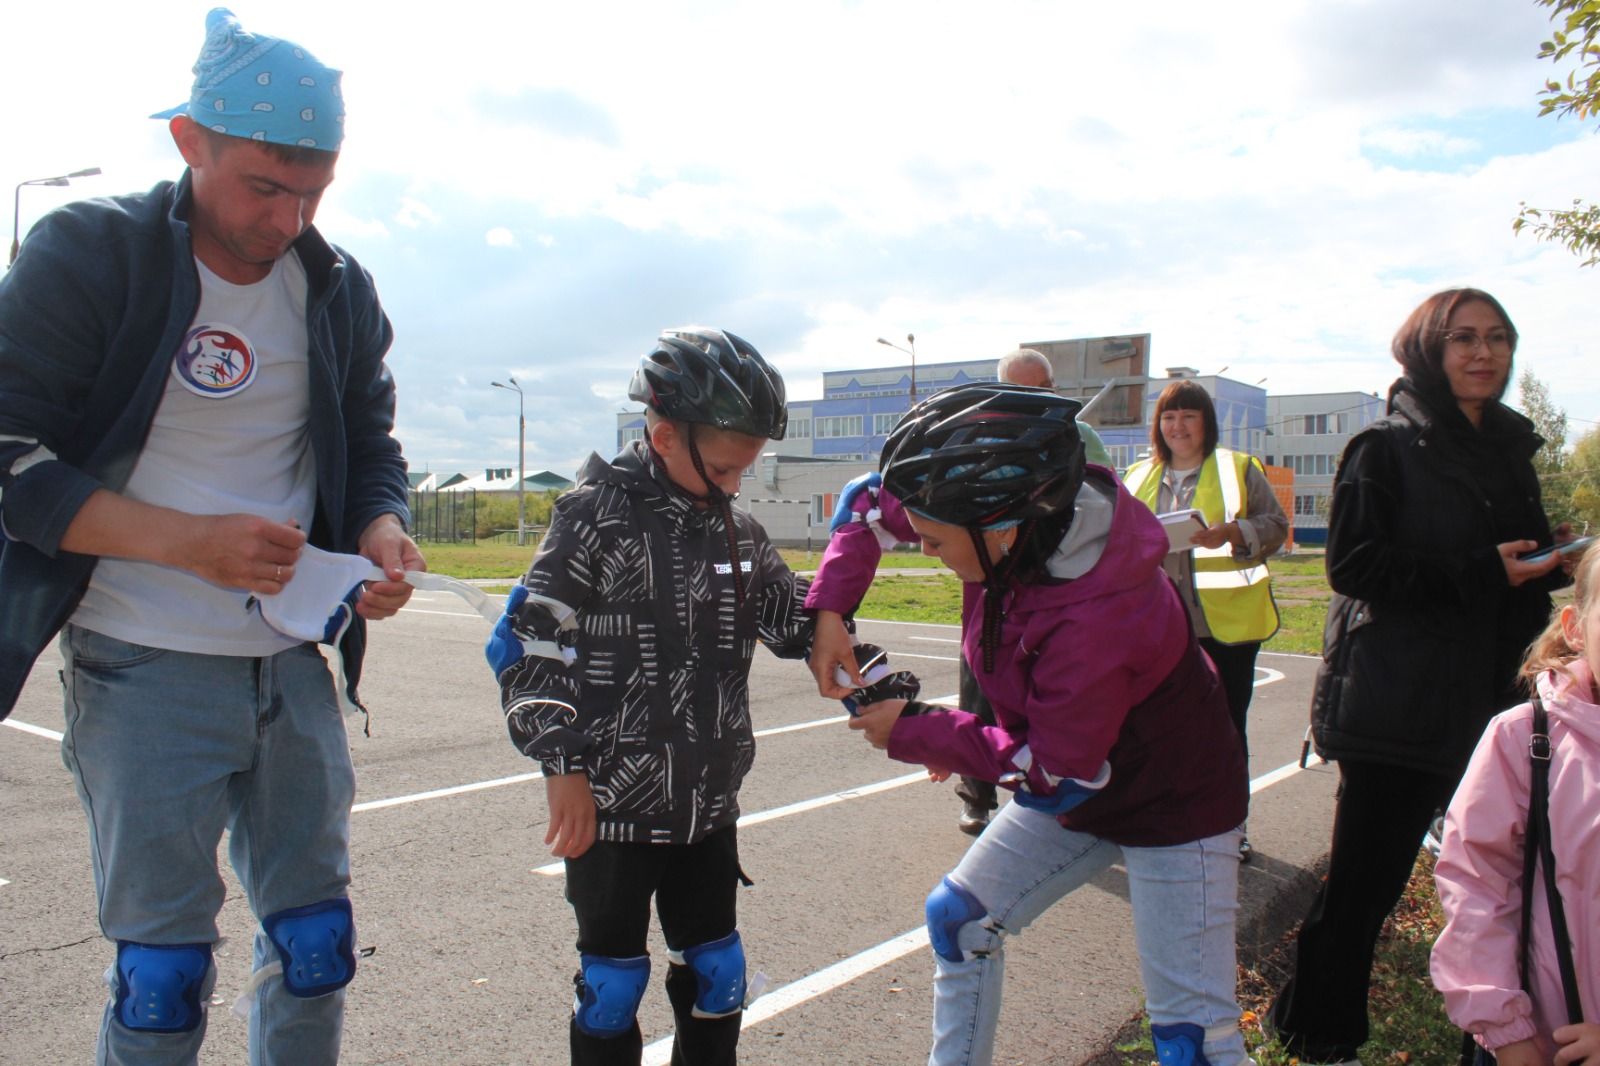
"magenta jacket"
807,468,1246,847
1431,659,1600,1056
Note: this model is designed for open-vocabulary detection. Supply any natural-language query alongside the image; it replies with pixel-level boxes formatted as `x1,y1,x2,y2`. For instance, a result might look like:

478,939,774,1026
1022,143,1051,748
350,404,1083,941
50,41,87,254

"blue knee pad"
262,898,357,999
1151,1022,1211,1066
113,941,213,1033
574,953,650,1037
925,877,991,964
678,931,747,1019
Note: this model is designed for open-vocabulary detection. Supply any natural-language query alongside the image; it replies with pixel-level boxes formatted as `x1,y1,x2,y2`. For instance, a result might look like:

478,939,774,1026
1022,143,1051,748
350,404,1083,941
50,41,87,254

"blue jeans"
928,802,1247,1066
59,625,357,1066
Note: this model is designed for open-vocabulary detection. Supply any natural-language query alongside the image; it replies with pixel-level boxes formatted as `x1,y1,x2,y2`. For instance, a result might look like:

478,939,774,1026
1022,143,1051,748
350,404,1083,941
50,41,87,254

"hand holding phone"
1517,534,1597,563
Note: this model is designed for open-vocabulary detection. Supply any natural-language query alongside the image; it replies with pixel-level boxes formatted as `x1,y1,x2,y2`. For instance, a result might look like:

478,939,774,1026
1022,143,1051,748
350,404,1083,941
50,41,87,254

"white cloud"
7,0,1598,478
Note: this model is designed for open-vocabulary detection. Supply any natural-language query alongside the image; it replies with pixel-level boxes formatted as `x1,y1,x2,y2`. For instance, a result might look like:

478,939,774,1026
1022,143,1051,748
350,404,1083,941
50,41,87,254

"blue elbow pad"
113,941,213,1033
829,471,881,533
485,584,530,677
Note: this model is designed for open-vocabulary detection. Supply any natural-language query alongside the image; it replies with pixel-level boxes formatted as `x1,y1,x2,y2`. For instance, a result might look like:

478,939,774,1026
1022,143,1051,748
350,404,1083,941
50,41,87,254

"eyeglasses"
1440,329,1515,355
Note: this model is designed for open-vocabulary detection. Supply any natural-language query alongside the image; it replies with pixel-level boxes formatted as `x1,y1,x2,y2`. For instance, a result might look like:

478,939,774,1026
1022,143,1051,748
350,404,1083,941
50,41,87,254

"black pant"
565,826,745,1066
954,658,998,812
1268,761,1458,1062
1197,637,1261,764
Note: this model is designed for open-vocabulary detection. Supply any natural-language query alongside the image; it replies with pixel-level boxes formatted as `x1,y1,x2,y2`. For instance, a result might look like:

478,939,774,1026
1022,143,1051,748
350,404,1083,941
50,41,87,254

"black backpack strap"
1525,695,1586,1025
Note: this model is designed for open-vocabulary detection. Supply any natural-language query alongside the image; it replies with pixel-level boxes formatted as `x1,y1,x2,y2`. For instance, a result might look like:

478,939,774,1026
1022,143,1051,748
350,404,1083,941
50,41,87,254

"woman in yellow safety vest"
1123,379,1287,862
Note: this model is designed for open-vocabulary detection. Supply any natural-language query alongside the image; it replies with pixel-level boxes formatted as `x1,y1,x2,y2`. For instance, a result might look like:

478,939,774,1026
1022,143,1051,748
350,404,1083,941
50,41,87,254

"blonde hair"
1520,546,1600,681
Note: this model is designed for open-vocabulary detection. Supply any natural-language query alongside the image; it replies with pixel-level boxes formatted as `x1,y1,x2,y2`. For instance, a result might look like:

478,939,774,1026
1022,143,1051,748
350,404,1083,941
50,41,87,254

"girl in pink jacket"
1431,545,1600,1066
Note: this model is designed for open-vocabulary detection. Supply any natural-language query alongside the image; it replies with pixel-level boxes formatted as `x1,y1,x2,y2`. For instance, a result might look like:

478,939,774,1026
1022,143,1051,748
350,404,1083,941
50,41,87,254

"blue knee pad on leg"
262,898,357,999
925,877,992,964
677,931,747,1019
1151,1022,1212,1066
113,941,213,1033
574,953,650,1038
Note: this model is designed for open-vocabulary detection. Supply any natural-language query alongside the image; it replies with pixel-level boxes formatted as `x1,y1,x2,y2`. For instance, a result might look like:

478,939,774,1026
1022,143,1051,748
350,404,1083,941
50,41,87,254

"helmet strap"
969,519,1034,673
686,426,747,607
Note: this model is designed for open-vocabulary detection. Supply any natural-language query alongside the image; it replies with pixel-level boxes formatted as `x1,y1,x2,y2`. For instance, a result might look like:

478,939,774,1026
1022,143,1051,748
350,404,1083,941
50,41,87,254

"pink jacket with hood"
806,467,1246,847
1431,658,1600,1057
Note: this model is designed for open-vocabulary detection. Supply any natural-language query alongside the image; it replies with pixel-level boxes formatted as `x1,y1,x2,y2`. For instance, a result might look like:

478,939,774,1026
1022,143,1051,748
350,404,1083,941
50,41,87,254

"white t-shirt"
72,253,318,655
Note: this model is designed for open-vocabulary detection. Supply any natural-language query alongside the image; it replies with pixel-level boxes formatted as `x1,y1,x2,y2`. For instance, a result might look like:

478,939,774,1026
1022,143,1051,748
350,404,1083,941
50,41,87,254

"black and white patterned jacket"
496,441,814,844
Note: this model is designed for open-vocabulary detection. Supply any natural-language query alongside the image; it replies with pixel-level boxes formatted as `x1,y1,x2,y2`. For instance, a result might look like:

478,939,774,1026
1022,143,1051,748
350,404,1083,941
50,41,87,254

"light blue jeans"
928,802,1247,1066
59,624,357,1066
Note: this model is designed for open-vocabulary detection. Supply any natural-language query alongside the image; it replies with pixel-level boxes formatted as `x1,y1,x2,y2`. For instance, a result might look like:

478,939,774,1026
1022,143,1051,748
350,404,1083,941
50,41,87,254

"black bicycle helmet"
880,384,1085,529
627,328,788,439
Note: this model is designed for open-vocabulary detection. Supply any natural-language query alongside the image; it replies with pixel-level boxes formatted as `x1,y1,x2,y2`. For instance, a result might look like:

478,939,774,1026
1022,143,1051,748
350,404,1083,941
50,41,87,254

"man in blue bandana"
0,9,421,1062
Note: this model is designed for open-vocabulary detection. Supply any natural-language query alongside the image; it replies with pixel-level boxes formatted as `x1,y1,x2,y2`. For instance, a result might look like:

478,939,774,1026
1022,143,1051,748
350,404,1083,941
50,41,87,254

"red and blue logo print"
172,324,257,398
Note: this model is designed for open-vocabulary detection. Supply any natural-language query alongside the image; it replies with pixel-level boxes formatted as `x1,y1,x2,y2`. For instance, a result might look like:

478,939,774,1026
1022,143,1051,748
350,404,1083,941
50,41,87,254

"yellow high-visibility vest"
1124,448,1280,644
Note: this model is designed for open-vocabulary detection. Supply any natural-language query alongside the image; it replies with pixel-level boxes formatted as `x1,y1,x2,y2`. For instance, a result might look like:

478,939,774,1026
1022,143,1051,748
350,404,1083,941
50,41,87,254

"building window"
1294,494,1322,516
620,427,645,445
812,493,834,526
816,415,864,438
789,419,811,439
873,413,900,434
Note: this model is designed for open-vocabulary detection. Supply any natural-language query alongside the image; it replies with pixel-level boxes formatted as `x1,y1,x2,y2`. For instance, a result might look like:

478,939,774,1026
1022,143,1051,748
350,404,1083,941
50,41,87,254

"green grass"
414,541,535,580
415,543,1336,651
1109,855,1457,1066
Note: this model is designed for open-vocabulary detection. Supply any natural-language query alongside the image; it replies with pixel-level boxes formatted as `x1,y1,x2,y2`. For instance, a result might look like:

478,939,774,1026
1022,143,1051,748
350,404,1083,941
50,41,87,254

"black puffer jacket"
496,441,814,845
1310,379,1567,776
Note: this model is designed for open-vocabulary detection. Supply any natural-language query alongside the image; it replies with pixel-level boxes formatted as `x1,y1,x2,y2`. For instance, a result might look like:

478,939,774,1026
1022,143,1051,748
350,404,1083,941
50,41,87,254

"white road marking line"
399,607,485,619
4,719,63,742
854,617,961,629
909,636,961,644
351,773,544,813
347,693,960,817
893,652,961,662
1261,651,1321,661
639,757,1315,1055
642,928,933,1065
1254,667,1285,687
532,771,932,876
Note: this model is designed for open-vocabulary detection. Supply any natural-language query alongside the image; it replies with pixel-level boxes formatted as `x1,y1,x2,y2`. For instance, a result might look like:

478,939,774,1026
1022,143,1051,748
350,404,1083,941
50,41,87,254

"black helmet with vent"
880,384,1085,528
628,328,788,439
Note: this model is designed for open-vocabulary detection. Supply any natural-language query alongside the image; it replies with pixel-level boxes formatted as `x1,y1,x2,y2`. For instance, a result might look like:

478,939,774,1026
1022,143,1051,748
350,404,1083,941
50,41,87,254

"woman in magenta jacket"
809,384,1250,1066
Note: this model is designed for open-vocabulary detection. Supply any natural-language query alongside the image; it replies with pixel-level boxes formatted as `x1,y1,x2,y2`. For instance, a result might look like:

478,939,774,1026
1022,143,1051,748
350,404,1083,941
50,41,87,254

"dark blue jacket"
0,173,409,717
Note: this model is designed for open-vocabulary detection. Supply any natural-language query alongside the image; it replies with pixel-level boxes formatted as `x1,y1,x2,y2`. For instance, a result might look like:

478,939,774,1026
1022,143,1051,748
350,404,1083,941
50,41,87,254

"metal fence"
408,489,477,543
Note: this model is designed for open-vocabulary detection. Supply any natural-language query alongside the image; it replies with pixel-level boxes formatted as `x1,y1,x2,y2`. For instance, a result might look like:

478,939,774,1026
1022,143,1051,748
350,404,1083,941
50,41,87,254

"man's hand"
544,773,597,860
59,490,307,594
848,699,906,749
357,514,425,620
1555,1023,1600,1066
183,513,308,593
809,610,860,699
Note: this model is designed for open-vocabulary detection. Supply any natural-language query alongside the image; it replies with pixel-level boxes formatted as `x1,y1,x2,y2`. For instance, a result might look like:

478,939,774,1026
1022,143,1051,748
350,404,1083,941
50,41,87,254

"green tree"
1568,423,1600,531
1519,368,1577,527
1518,368,1569,475
1515,0,1600,265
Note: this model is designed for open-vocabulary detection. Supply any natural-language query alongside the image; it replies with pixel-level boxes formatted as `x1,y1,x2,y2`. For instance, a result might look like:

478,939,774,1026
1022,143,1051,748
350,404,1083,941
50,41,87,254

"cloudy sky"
8,0,1598,479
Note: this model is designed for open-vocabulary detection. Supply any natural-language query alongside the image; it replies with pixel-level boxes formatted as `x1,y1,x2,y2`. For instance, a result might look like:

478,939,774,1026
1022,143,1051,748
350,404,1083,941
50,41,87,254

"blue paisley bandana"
152,7,344,150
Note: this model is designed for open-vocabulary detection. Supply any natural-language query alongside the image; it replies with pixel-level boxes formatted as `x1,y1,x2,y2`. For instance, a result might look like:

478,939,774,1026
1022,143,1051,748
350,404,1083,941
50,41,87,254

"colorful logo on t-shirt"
172,324,257,398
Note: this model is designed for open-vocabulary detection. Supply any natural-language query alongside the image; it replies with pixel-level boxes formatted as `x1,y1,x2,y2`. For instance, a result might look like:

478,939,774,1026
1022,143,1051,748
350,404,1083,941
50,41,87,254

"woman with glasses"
1267,288,1573,1064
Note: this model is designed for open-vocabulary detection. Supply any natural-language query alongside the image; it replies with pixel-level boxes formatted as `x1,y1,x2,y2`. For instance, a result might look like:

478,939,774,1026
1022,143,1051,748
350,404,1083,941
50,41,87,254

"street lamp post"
876,332,917,402
11,167,102,267
491,377,526,546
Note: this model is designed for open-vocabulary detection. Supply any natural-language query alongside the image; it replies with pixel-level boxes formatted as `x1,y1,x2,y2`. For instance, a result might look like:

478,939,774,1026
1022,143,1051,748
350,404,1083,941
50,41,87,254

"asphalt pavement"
0,590,1338,1065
